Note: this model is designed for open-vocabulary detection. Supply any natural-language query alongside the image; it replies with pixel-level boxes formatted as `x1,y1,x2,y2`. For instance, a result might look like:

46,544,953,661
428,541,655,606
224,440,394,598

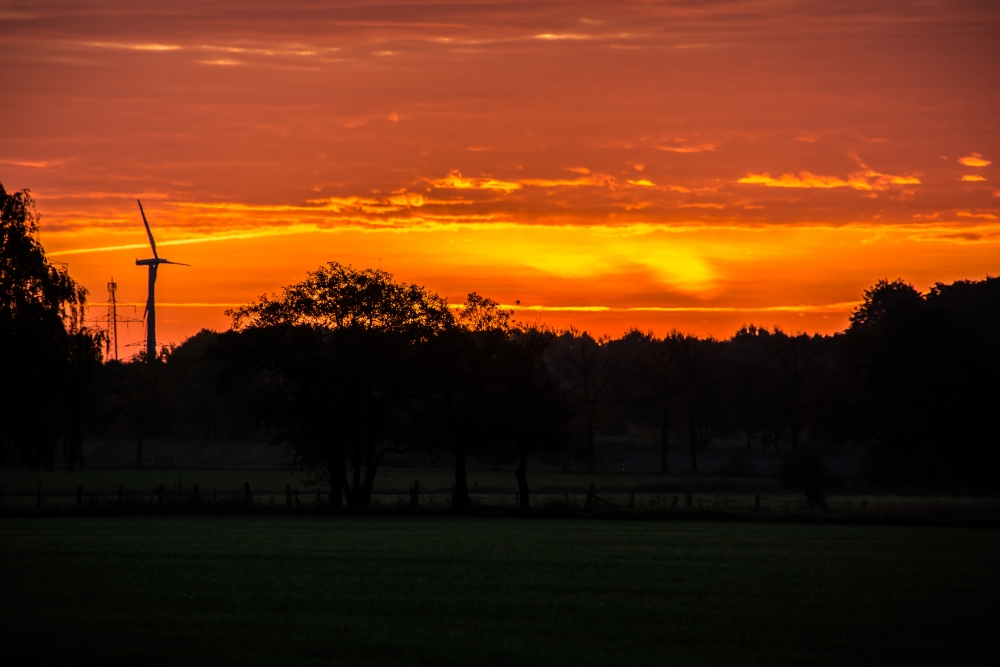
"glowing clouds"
429,170,521,193
738,172,852,189
738,170,920,191
959,154,992,167
657,144,716,153
428,169,622,193
957,154,990,182
85,42,182,51
520,173,617,188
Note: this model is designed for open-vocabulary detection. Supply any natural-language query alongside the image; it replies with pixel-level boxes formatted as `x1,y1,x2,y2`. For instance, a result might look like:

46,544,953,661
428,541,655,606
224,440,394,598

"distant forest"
3,183,999,508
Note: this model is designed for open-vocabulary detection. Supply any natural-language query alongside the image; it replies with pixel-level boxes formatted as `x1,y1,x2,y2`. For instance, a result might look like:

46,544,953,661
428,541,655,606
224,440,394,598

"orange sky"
2,0,998,356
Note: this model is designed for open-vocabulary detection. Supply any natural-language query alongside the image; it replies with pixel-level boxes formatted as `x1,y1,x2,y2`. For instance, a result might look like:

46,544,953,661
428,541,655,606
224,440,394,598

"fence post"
212,488,216,503
158,485,164,506
37,484,42,509
244,482,251,508
685,492,692,508
193,484,199,504
118,485,123,506
630,490,635,507
295,489,300,509
755,493,761,512
584,484,596,512
410,481,420,508
286,484,291,507
77,486,83,506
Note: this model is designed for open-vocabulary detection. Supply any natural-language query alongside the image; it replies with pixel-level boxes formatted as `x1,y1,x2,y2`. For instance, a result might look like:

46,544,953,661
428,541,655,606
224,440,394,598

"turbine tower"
136,200,188,361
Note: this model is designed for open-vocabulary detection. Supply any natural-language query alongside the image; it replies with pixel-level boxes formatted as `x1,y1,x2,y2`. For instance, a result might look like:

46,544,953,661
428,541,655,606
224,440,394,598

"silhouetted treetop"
458,292,515,333
927,275,1000,343
226,261,453,338
1,184,87,330
848,278,923,330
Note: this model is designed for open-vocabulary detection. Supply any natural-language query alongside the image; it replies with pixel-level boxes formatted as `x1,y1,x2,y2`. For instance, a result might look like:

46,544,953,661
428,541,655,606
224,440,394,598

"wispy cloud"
520,174,617,188
958,153,991,167
657,144,716,153
86,42,182,51
48,227,321,256
961,174,986,182
506,302,859,313
428,170,521,193
534,33,593,41
0,159,63,168
738,170,920,191
428,170,620,193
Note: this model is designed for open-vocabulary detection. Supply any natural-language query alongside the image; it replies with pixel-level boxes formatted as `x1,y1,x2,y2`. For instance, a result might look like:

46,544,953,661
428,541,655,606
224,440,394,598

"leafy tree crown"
226,261,453,339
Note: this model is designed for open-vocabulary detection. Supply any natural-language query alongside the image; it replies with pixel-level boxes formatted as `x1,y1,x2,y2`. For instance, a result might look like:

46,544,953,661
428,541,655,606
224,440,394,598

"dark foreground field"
1,518,997,666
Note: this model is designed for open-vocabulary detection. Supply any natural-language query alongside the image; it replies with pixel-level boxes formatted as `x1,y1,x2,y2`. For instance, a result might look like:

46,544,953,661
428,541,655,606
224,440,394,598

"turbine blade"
159,260,190,266
137,199,159,259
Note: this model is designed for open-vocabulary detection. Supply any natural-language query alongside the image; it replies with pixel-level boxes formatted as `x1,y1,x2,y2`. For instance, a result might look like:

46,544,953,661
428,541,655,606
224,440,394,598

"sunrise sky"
2,0,998,355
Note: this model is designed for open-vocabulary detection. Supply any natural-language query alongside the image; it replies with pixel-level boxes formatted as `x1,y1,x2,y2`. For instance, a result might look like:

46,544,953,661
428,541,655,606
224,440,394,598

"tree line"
3,183,999,505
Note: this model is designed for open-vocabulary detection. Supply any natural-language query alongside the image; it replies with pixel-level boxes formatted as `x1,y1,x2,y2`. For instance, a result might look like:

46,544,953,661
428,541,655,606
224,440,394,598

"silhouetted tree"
729,325,768,452
62,328,105,468
849,278,923,330
164,329,255,438
1,183,103,469
844,277,1000,486
763,328,823,453
220,262,453,508
493,325,570,509
552,328,618,471
636,334,676,473
926,275,1000,344
416,293,514,508
104,351,175,466
664,332,729,474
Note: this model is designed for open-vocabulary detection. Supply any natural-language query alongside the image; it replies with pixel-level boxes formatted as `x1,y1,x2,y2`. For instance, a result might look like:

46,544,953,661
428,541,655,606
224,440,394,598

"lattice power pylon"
99,277,141,361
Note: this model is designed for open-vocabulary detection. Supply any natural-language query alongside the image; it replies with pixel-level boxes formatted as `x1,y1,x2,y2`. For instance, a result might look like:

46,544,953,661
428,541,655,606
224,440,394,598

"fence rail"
2,482,997,519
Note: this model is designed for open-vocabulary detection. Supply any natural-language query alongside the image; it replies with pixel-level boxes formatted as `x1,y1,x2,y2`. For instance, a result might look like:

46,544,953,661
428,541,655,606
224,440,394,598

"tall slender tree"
1,183,102,469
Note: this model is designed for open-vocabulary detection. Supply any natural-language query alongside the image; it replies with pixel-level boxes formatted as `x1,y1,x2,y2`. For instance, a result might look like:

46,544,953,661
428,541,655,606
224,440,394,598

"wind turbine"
136,200,188,361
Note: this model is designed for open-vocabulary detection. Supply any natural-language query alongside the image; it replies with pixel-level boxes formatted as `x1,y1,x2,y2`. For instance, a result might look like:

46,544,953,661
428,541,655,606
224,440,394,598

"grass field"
1,517,997,666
